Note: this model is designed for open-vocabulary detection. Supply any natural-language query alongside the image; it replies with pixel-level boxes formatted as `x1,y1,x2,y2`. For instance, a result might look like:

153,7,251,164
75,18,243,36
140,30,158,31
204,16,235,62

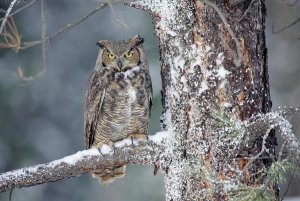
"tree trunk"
130,0,274,200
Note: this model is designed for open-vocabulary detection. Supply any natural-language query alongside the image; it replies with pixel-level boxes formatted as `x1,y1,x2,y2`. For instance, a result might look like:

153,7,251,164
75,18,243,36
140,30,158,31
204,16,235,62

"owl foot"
95,141,115,155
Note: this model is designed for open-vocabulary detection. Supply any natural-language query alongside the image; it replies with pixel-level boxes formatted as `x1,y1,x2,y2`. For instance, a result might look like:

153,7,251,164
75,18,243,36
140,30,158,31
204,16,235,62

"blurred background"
0,0,299,200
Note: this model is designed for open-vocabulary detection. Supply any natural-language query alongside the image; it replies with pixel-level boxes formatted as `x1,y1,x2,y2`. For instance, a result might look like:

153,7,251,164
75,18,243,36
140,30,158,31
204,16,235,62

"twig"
0,3,107,83
238,0,256,22
108,2,130,29
242,126,273,173
9,189,13,201
0,0,37,22
280,160,299,201
201,0,242,67
272,16,300,34
0,17,21,53
0,0,18,34
246,111,300,160
39,0,47,79
21,3,107,49
277,106,300,118
277,0,298,6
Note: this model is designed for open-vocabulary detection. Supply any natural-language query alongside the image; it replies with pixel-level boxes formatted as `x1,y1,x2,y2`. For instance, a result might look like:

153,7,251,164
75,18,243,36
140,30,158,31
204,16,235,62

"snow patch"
223,102,232,107
100,144,113,155
149,131,169,143
173,55,185,67
199,81,208,93
217,66,230,79
51,148,100,166
180,76,188,92
114,138,135,148
216,52,224,66
205,45,212,54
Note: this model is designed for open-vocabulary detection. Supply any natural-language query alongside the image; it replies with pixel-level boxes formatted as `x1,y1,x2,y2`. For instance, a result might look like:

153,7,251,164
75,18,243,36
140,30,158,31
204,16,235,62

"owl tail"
92,165,126,185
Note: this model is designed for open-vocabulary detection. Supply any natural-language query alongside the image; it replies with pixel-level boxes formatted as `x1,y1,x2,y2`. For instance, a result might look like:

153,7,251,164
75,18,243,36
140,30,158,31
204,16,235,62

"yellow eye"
108,52,115,59
125,51,133,58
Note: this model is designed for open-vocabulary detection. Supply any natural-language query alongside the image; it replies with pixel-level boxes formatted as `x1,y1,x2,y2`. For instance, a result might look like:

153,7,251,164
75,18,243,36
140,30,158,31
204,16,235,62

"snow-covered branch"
0,132,169,193
245,109,300,159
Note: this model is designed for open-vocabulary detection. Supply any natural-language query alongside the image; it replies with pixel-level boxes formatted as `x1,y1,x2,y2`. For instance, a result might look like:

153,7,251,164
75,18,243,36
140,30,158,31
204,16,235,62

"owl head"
95,35,146,72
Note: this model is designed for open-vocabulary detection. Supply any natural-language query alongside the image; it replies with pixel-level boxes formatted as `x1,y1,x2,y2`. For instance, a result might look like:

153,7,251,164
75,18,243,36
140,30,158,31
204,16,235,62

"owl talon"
131,136,135,148
94,141,114,155
97,148,104,156
112,144,118,155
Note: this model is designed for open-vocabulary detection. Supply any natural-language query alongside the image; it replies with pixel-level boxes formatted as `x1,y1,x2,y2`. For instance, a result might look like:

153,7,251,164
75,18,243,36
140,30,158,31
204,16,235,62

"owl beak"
117,59,122,69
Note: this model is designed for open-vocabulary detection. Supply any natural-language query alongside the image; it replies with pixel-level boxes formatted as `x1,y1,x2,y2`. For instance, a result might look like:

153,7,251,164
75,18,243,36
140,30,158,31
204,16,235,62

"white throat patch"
128,85,137,102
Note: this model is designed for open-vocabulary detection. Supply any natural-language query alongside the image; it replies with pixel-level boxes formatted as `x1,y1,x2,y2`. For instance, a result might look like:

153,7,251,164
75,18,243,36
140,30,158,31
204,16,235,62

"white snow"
114,138,135,147
216,52,224,66
100,144,113,154
180,76,189,92
205,45,212,54
149,131,169,143
199,80,208,93
173,55,185,68
217,66,230,79
223,102,232,107
0,166,39,180
50,148,100,166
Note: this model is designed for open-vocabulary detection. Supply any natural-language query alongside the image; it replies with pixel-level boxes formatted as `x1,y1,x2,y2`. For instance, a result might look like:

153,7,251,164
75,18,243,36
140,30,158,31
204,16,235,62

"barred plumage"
84,35,152,184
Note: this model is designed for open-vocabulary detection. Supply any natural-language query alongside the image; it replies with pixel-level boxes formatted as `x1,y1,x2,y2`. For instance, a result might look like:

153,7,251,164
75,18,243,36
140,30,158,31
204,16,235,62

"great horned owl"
84,35,152,185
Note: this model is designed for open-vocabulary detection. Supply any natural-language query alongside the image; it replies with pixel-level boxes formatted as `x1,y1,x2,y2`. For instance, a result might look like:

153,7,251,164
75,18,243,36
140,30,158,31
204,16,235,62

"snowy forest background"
0,0,299,200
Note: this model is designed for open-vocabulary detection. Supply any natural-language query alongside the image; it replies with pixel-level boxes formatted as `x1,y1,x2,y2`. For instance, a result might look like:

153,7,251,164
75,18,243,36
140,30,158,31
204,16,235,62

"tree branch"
201,0,242,67
0,0,18,33
272,16,300,34
126,0,161,18
245,109,300,160
0,0,37,22
21,3,107,49
0,133,168,193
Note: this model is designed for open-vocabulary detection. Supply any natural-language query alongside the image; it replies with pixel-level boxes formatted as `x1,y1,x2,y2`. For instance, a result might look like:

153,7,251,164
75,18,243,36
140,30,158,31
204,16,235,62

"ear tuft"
134,35,144,45
96,41,105,48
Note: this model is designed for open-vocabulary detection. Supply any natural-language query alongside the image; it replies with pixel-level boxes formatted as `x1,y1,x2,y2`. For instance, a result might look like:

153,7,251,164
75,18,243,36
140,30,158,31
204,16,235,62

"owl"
84,35,152,185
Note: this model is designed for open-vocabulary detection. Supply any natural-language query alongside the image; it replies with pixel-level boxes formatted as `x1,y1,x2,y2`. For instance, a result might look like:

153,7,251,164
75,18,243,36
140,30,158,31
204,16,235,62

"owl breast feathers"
84,35,152,184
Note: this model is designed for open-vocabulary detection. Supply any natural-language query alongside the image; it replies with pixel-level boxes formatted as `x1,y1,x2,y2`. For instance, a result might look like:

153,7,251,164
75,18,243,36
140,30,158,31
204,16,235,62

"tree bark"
129,0,274,200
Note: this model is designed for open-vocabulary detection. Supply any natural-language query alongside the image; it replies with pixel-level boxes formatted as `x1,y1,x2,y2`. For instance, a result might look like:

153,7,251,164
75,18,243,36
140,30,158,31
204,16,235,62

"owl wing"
146,69,153,116
84,71,105,149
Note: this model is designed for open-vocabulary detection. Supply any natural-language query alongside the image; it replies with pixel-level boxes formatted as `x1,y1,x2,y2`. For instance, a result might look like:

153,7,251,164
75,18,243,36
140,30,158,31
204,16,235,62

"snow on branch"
245,107,300,159
127,0,178,18
126,0,158,16
0,132,169,193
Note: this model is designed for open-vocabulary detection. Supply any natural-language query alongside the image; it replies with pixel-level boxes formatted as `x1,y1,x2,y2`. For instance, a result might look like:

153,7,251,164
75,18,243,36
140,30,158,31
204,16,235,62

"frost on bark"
129,0,273,200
